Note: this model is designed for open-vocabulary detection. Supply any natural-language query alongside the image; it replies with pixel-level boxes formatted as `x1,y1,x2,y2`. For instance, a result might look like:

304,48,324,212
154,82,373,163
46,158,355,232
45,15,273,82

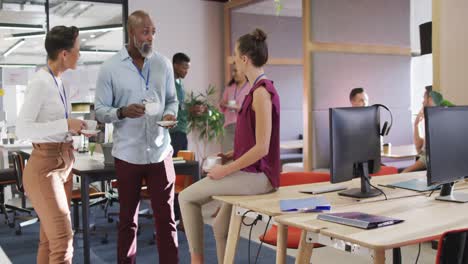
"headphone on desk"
372,104,393,137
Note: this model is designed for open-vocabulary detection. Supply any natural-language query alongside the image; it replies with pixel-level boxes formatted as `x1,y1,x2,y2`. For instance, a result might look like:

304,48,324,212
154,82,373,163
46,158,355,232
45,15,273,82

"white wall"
439,0,468,104
129,0,225,155
410,0,432,115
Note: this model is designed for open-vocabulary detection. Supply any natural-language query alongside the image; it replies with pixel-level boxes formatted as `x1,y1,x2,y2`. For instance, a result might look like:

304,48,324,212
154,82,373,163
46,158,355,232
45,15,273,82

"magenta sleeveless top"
233,79,280,188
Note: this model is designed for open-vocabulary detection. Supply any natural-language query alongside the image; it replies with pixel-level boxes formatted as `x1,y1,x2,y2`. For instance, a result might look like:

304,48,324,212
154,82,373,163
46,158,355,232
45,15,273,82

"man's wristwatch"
117,107,125,120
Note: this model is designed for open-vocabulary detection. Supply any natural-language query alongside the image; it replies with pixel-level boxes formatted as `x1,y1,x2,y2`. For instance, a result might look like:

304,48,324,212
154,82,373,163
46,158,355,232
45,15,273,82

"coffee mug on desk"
383,143,391,154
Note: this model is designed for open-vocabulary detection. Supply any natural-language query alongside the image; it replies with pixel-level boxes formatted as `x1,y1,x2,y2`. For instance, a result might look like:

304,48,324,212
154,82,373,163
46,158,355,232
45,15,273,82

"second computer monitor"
330,106,382,198
425,106,468,202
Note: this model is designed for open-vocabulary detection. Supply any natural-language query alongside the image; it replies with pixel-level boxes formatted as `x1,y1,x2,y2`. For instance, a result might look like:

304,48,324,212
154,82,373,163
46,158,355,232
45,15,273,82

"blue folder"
280,196,331,212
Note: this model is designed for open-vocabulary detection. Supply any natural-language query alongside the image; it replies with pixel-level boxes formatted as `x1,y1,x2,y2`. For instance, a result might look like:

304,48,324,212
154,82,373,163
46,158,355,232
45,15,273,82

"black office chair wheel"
15,228,22,235
107,217,114,223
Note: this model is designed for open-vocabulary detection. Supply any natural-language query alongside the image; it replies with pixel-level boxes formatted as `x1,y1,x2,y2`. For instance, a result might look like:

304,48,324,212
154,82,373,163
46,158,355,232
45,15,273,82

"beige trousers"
179,170,273,263
23,142,74,264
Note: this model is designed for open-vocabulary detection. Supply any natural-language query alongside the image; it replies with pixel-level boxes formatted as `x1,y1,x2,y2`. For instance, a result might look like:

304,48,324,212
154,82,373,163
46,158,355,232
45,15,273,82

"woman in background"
16,26,86,264
179,28,280,264
219,65,251,152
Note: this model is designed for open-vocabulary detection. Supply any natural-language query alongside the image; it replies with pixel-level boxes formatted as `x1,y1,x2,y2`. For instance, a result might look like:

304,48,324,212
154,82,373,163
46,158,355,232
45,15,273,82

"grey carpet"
0,205,294,263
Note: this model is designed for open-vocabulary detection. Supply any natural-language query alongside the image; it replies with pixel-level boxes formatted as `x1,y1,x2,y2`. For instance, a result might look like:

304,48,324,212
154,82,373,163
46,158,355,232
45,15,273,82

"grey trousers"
179,170,273,263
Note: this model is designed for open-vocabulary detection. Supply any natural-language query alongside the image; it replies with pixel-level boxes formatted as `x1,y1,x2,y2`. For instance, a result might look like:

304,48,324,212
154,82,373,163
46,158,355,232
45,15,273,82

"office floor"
204,200,438,264
0,196,438,263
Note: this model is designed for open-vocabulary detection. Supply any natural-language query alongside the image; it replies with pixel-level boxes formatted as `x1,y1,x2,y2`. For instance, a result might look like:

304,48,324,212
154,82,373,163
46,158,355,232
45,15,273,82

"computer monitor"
330,106,382,198
425,106,468,202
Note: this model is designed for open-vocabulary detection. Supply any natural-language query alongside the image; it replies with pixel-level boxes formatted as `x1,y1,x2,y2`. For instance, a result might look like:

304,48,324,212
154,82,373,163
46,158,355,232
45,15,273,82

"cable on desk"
428,184,442,197
414,243,421,264
241,210,260,264
254,216,272,264
241,210,273,264
364,176,388,200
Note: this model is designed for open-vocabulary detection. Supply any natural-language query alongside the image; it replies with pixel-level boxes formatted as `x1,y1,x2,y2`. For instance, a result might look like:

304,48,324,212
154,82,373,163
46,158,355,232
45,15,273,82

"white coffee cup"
228,100,236,107
204,156,222,170
145,102,159,116
84,120,97,131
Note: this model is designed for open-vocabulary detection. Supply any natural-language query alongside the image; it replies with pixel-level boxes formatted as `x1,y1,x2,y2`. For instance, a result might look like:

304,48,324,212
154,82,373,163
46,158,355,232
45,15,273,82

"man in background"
402,85,435,173
349,87,369,107
170,52,191,157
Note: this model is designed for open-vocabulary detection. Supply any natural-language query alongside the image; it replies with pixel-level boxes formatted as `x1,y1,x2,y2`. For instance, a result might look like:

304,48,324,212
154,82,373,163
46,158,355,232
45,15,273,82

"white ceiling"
233,0,302,18
0,0,123,66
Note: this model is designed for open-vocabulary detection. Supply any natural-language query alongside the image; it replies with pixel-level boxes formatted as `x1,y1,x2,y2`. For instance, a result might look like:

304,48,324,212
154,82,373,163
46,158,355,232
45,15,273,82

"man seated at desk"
402,85,435,173
349,87,369,107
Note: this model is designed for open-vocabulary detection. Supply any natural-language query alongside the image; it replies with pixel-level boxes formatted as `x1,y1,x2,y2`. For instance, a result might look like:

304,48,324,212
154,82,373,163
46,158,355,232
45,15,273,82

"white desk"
213,171,429,264
0,142,32,169
280,140,303,150
275,190,468,264
381,144,419,160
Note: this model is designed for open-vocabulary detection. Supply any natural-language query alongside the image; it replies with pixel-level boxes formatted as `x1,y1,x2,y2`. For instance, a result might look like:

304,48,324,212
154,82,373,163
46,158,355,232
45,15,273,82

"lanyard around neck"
234,81,248,100
132,61,150,90
46,66,68,119
252,73,266,87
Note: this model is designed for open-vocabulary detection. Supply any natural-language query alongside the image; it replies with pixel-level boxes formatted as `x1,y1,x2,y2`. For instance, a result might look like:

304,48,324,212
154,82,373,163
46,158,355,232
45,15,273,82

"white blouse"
16,68,71,143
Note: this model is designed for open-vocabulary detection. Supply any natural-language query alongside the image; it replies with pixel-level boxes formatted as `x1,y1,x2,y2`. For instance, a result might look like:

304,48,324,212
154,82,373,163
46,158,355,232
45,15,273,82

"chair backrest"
10,152,25,193
436,228,468,264
280,172,330,187
177,150,195,161
370,166,398,177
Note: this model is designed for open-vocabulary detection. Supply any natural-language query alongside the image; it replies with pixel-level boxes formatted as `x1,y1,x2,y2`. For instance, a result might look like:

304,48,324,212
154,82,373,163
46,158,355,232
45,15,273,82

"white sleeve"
16,78,68,140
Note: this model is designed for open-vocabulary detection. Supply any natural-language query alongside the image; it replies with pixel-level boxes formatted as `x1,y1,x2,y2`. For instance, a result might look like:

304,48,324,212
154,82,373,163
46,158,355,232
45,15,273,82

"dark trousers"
115,155,178,264
170,131,188,157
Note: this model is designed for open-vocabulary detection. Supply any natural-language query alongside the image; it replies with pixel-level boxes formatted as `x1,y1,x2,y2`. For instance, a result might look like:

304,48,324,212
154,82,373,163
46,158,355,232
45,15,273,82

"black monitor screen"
425,106,468,186
330,106,381,184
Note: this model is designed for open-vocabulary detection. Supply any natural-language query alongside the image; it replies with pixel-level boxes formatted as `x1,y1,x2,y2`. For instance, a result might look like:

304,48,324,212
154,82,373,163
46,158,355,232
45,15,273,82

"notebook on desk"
280,196,331,212
318,212,404,229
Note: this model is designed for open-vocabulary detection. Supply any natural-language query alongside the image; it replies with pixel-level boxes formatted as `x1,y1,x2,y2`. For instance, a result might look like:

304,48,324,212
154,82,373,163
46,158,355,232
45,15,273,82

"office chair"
8,152,39,235
0,168,17,226
436,227,468,264
259,172,330,249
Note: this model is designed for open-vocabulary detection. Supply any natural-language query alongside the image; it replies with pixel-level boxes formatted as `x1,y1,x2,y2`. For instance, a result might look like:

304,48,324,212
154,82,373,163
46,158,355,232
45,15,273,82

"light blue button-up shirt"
95,48,178,164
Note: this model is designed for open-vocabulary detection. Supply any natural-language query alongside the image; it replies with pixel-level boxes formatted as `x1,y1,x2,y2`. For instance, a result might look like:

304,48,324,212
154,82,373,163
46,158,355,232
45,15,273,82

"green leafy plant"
430,91,455,107
185,84,225,142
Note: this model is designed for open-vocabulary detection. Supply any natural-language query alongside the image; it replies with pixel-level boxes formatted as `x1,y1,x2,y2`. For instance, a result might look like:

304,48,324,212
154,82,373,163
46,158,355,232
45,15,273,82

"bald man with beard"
95,10,179,263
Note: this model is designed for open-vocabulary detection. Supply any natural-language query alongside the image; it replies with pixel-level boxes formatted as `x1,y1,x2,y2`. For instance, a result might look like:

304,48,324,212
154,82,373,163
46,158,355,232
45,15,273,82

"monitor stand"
436,182,468,203
338,162,381,198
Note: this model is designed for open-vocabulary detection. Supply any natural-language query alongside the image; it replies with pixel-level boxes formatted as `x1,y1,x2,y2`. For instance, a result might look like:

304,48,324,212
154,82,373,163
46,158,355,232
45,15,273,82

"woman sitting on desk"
179,28,281,264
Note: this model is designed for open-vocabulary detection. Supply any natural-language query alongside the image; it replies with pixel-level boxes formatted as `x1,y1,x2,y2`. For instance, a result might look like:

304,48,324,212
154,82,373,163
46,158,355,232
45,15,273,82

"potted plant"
185,84,225,167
